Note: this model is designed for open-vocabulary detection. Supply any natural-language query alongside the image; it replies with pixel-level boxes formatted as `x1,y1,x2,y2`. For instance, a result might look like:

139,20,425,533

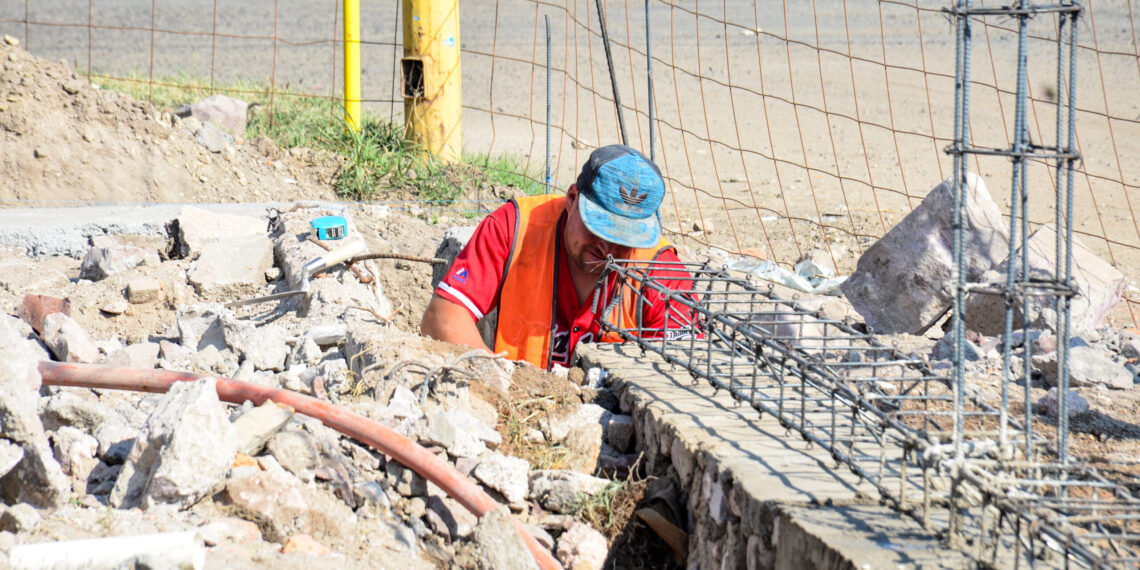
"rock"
224,469,353,543
109,377,238,510
841,173,1009,334
306,324,347,347
266,430,320,476
425,494,478,541
1032,345,1133,390
0,317,70,507
604,414,635,452
223,318,290,372
3,35,18,47
188,234,275,298
79,244,157,281
0,441,24,480
1036,387,1090,419
93,419,137,465
175,303,228,351
0,504,41,533
198,517,262,546
100,298,129,315
171,207,266,260
41,390,106,432
127,277,163,304
194,120,234,153
102,342,160,369
233,401,294,456
931,334,992,362
546,403,609,443
182,94,249,137
281,533,330,556
528,470,611,513
17,294,70,335
41,312,100,363
966,226,1126,337
556,521,608,570
85,461,121,495
456,505,538,570
472,453,529,504
416,407,501,459
50,426,98,479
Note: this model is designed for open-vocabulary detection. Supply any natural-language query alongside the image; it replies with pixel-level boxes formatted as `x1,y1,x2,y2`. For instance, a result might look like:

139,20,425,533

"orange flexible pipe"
37,361,561,570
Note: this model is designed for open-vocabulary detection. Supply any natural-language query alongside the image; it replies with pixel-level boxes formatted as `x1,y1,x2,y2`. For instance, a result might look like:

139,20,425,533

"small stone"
127,277,162,304
1036,387,1090,419
99,299,129,315
3,35,18,47
0,504,41,533
32,149,45,159
280,533,330,556
556,521,608,570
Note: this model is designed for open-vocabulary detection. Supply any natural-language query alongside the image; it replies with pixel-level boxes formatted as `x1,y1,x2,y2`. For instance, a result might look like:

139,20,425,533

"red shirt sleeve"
435,202,516,321
638,248,701,336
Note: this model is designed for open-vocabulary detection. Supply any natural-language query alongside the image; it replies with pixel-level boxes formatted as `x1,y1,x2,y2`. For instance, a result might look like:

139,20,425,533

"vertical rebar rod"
545,15,552,194
1058,4,1081,465
1011,0,1031,462
950,0,972,460
646,0,655,161
595,0,628,145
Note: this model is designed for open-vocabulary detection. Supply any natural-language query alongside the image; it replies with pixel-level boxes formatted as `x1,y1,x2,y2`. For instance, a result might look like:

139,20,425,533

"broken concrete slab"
41,312,100,363
79,243,157,281
171,206,267,260
188,234,274,298
42,390,107,432
50,426,98,479
1036,387,1090,419
0,316,70,508
965,225,1126,336
224,468,354,543
472,453,529,504
109,377,238,510
175,303,228,351
416,407,501,459
555,521,607,570
232,401,294,456
1032,345,1133,390
265,430,321,477
841,172,1009,334
0,441,24,480
456,505,538,570
222,317,290,372
528,470,610,514
102,342,160,369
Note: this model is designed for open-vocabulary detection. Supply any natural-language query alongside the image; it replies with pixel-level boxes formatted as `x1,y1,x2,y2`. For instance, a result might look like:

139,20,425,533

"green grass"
96,75,545,203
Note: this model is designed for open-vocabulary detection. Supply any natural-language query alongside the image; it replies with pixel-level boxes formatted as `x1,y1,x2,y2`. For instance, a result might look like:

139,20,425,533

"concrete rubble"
0,203,647,568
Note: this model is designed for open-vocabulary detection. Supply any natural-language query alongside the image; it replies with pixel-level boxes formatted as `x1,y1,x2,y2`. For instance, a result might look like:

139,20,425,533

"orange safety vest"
494,195,672,370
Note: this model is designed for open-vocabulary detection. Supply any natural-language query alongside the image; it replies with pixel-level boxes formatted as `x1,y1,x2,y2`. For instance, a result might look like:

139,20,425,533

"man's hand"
419,294,491,352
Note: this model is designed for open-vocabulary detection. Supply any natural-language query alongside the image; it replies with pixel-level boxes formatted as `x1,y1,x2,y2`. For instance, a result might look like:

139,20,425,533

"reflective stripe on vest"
494,195,672,370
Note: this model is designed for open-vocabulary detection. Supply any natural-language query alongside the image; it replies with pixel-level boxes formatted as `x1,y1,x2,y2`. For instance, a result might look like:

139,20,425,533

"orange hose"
37,361,561,570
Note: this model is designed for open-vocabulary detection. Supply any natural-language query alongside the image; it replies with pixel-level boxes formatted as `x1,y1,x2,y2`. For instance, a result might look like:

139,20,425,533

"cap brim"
579,194,661,249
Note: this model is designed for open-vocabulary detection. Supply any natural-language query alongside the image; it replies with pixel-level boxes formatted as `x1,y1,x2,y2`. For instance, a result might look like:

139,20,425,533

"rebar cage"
596,258,1140,568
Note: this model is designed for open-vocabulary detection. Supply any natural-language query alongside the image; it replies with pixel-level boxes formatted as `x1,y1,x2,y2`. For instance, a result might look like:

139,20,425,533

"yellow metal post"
402,0,462,162
344,0,361,132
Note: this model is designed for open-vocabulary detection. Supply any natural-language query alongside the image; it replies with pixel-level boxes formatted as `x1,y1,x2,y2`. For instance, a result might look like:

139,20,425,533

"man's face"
564,186,633,276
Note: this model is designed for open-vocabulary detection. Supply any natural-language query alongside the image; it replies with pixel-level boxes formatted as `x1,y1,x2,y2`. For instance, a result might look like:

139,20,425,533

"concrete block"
188,234,274,298
172,206,266,260
416,407,501,459
127,277,162,304
41,312,100,363
555,522,608,570
966,225,1126,336
222,317,289,372
232,400,294,456
528,470,610,514
841,173,1009,334
1032,345,1133,390
472,452,530,504
109,377,238,510
79,244,157,281
0,317,69,508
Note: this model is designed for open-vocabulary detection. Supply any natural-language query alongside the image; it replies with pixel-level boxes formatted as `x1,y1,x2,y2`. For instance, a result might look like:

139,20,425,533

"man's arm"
420,294,491,351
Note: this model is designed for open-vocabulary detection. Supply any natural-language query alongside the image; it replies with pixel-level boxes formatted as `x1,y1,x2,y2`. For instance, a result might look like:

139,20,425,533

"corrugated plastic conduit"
37,361,561,570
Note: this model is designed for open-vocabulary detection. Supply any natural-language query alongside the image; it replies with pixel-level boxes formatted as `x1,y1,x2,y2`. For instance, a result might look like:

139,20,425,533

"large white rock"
41,313,100,363
109,377,237,510
472,453,530,504
841,173,1009,334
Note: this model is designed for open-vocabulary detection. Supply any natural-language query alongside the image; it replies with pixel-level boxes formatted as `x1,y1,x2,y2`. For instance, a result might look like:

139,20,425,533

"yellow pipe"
344,0,361,132
402,0,462,162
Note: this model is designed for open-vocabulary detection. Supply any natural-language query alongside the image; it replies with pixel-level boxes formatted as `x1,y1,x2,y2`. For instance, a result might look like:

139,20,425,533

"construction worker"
420,144,697,370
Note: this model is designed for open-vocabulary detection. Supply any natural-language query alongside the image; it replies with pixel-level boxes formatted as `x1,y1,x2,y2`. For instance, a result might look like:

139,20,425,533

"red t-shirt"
436,200,697,367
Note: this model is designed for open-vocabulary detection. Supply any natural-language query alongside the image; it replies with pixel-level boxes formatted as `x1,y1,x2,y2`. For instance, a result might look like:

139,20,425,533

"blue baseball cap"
575,145,665,249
